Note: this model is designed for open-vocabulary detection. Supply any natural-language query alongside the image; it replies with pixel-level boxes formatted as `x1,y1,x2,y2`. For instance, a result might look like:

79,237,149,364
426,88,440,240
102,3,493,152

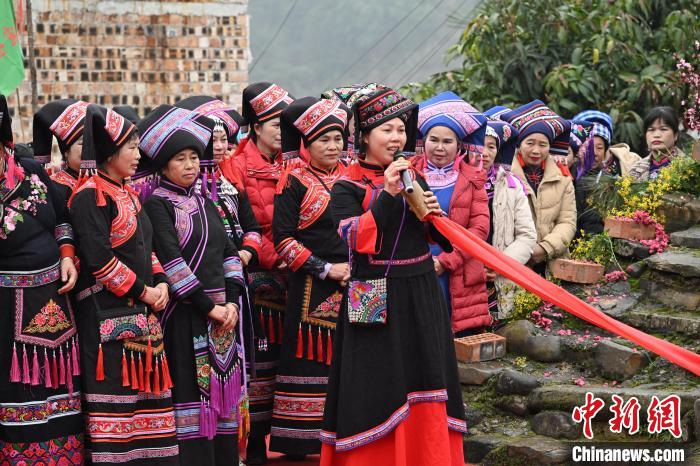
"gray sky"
248,0,480,97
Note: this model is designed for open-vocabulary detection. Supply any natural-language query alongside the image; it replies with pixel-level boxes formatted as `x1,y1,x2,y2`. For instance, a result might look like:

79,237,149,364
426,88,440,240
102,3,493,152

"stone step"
645,250,700,277
528,408,696,443
618,306,700,337
496,320,563,362
480,434,571,465
670,225,700,248
593,339,650,380
471,433,691,465
657,192,700,233
639,271,700,311
458,360,507,386
614,238,651,259
463,434,506,464
527,385,700,419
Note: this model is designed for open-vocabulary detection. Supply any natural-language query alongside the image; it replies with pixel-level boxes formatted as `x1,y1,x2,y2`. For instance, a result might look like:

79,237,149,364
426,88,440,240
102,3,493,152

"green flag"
0,0,25,95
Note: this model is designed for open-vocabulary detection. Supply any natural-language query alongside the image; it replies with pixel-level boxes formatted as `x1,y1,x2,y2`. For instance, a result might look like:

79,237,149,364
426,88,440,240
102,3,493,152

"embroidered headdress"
322,82,385,110
353,87,418,155
138,104,213,169
242,82,294,125
569,120,596,179
417,91,487,154
485,120,519,167
484,105,511,120
175,95,246,146
500,100,571,157
70,104,137,206
573,109,613,147
280,96,350,161
112,105,141,126
0,94,24,189
0,94,12,147
32,99,89,164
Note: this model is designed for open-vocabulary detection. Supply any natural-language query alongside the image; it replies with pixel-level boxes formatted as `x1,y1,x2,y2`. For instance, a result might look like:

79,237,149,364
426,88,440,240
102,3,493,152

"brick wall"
7,0,249,145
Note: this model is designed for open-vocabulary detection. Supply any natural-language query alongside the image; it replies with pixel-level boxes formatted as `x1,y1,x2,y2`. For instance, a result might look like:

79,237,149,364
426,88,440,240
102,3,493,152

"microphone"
393,150,414,194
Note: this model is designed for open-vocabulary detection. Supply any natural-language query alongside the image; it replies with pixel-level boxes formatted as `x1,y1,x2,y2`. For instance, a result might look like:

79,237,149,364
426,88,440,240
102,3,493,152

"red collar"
517,152,545,170
346,159,385,186
243,139,283,178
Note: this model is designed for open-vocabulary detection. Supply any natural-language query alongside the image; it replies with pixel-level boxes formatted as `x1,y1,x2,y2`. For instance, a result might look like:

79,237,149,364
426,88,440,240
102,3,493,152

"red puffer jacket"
414,155,491,332
229,139,284,270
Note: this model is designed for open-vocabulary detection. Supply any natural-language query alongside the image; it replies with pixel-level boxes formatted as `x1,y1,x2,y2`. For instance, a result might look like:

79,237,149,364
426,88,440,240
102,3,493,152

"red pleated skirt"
320,402,465,466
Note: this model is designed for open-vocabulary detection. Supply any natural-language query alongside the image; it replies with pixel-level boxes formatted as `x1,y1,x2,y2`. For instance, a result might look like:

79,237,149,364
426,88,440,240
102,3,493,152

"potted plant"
551,232,615,284
584,168,678,243
604,216,656,241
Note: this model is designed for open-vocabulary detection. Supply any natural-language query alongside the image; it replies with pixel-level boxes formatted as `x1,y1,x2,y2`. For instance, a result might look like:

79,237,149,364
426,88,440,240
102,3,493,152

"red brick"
454,333,506,363
550,258,605,284
604,217,656,241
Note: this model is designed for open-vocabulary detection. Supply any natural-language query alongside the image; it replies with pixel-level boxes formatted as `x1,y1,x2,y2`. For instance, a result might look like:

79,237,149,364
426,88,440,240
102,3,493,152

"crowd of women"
0,80,686,466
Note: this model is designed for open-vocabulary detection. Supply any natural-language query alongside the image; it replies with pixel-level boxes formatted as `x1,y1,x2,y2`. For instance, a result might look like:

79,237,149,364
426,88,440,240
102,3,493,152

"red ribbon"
429,215,700,376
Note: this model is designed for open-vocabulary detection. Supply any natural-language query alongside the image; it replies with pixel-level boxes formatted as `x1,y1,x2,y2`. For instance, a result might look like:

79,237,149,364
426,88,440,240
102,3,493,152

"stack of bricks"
7,0,250,145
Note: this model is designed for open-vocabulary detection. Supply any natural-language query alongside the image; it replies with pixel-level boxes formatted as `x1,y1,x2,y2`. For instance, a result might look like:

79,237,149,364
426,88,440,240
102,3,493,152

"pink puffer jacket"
414,155,491,332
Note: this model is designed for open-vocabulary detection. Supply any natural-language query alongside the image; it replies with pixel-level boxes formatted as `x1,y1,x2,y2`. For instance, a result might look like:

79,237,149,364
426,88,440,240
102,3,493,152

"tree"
402,0,699,153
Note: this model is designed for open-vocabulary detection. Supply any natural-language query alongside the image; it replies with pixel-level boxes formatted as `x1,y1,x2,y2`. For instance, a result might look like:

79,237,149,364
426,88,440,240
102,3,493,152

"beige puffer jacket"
511,156,577,260
608,143,641,177
490,166,537,318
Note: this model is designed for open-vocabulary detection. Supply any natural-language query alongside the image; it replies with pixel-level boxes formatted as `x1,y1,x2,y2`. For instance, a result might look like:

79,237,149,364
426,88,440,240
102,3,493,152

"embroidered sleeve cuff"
337,210,380,254
93,257,138,297
242,231,263,255
162,257,203,300
224,256,245,285
276,237,313,271
55,223,75,245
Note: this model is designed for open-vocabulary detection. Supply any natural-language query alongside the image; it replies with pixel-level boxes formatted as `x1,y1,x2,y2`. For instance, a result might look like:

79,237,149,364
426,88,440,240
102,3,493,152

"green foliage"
569,231,615,266
583,154,700,218
579,173,640,218
664,154,700,193
511,288,542,320
402,0,699,153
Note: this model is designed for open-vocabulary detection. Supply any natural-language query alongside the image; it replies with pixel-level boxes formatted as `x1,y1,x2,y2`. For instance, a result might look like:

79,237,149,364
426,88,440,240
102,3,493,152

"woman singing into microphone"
320,87,466,466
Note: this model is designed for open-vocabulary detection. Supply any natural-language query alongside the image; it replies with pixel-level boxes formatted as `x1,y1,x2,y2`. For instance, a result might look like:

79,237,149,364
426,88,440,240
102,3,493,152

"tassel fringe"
306,326,313,361
153,357,161,395
130,352,139,390
10,343,20,383
122,349,130,387
44,348,52,388
96,344,104,381
295,323,303,359
22,344,30,384
58,346,66,386
71,338,80,376
326,329,333,365
316,328,324,363
31,347,40,385
51,350,59,389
